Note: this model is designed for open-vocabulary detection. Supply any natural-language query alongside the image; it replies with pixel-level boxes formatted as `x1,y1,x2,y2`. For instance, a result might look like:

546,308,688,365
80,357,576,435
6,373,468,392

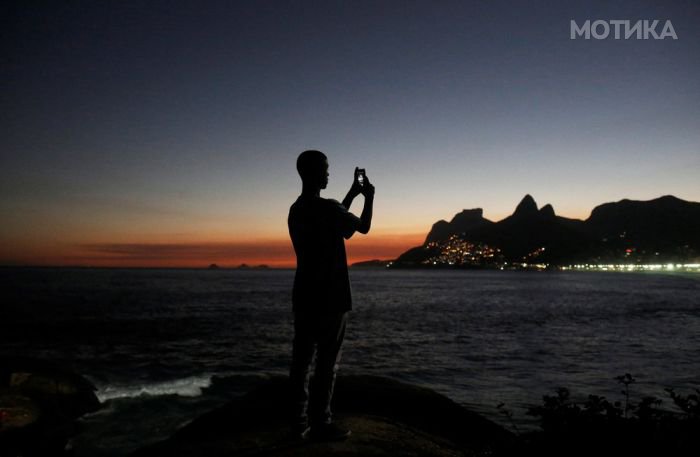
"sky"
2,0,699,267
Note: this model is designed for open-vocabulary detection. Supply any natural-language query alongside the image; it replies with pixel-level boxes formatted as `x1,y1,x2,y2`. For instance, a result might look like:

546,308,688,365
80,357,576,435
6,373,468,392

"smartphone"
357,168,366,186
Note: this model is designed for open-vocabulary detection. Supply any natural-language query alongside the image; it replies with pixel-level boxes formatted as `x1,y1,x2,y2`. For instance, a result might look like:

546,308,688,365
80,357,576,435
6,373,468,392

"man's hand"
343,167,374,210
350,167,363,197
361,173,375,199
342,167,363,209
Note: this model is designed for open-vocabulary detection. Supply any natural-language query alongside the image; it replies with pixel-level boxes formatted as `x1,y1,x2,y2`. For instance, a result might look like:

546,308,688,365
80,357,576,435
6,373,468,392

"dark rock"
393,194,699,266
424,209,493,244
425,219,451,244
132,375,515,456
0,357,101,456
394,245,441,266
586,195,700,254
350,259,392,268
511,195,538,218
539,204,555,219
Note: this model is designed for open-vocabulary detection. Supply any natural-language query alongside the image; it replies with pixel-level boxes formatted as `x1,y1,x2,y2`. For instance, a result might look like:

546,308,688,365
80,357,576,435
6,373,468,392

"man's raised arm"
357,178,374,235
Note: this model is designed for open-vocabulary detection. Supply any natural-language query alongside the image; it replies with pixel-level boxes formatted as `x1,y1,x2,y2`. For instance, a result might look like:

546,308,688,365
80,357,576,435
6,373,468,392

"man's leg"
311,311,348,427
289,312,315,431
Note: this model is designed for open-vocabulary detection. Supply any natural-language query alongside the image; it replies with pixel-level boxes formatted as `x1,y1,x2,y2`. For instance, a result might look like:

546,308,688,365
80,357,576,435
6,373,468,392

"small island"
237,264,270,270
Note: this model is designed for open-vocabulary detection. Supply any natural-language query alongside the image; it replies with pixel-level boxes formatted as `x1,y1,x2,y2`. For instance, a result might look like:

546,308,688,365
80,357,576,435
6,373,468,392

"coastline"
3,360,698,456
3,268,698,455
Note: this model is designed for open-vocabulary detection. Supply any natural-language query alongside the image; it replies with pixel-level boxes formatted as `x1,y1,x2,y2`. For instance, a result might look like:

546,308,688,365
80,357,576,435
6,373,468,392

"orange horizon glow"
0,232,426,269
2,193,685,269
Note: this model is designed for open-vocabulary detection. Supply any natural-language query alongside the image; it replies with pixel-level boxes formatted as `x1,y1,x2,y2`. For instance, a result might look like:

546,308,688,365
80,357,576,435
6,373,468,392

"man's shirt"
288,195,360,313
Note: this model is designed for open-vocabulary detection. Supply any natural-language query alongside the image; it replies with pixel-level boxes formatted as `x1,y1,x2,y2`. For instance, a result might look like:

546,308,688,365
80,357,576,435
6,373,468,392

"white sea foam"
96,375,213,402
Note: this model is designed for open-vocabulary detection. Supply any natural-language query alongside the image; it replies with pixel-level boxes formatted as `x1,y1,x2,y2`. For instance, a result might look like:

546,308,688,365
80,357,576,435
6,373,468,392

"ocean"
2,267,699,455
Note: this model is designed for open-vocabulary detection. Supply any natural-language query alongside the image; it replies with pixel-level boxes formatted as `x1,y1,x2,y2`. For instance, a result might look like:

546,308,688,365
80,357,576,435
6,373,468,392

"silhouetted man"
288,150,374,440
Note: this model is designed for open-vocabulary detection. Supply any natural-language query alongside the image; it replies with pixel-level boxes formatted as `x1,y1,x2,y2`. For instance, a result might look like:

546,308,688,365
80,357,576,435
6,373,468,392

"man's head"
296,150,329,189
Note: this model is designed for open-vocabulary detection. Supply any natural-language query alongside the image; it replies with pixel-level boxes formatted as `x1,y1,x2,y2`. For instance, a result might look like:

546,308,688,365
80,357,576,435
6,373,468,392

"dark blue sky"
2,0,699,265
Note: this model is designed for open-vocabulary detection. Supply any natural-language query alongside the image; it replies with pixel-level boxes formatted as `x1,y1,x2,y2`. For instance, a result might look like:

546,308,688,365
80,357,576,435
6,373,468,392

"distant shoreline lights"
562,263,700,272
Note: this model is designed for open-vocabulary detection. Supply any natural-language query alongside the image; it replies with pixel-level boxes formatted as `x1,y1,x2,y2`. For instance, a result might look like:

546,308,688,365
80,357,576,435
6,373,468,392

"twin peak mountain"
394,194,700,265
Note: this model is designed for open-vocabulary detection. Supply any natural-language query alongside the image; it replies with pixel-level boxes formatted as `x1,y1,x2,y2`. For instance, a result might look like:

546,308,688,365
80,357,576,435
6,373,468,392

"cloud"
71,240,294,266
78,240,294,262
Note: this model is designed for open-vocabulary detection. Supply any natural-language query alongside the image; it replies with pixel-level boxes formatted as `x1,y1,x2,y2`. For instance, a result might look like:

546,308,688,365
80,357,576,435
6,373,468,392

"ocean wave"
96,375,213,402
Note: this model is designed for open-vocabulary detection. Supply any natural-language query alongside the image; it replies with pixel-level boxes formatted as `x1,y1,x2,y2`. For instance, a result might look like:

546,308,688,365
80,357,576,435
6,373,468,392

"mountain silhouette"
539,204,555,219
585,195,700,260
424,208,493,244
512,194,538,218
394,195,700,266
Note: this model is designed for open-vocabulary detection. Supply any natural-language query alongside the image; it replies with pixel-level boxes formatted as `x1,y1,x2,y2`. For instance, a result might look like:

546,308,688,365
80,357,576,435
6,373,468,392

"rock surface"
133,375,515,456
0,357,101,455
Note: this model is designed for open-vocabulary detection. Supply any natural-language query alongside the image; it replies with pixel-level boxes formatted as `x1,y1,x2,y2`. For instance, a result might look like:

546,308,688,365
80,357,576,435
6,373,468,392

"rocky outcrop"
511,194,538,219
586,195,700,250
350,259,392,268
132,375,515,456
424,209,493,245
539,204,555,219
394,194,700,265
0,357,101,455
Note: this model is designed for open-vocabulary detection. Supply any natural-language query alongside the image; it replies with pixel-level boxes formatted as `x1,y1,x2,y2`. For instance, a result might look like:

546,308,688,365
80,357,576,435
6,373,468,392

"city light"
561,264,700,272
421,235,502,267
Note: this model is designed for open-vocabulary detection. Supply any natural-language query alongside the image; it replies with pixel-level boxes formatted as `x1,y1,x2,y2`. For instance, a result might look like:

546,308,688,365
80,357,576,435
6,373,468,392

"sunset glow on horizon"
3,1,699,268
0,230,427,268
